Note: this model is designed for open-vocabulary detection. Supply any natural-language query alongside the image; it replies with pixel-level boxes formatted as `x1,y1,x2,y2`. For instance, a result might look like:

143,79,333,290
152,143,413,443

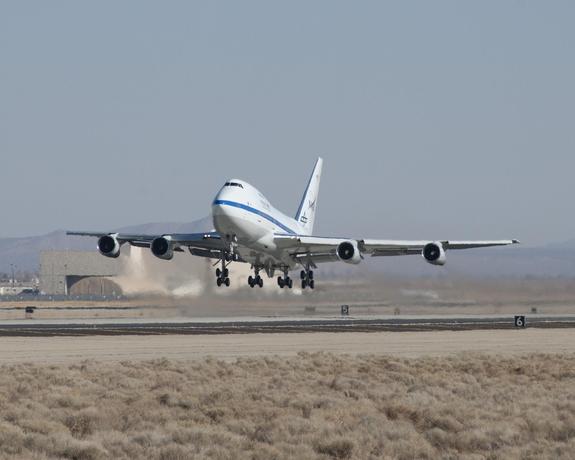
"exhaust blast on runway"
114,247,304,299
114,247,208,297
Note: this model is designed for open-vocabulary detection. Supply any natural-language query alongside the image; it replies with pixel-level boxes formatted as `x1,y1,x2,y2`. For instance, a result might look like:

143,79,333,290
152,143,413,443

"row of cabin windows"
224,182,244,188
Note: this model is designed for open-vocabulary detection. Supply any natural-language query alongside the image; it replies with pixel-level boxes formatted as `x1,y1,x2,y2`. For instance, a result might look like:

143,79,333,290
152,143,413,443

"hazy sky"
1,2,573,245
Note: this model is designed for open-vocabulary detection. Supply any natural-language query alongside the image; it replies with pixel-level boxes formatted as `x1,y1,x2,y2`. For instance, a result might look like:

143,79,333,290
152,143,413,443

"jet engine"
336,240,362,264
422,242,446,266
97,235,121,258
151,236,174,260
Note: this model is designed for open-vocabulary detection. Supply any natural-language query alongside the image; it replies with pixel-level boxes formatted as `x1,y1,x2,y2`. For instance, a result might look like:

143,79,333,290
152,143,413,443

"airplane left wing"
274,234,519,266
361,239,520,256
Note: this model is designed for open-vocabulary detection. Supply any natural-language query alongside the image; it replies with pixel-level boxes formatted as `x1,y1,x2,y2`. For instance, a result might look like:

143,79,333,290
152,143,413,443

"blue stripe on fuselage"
213,200,297,235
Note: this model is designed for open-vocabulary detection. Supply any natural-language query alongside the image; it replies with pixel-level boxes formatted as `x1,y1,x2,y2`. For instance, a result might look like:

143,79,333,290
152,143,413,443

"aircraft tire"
309,271,314,280
288,278,293,289
300,270,306,280
216,268,221,277
258,277,263,288
302,279,307,289
310,280,315,289
216,278,222,287
225,278,230,287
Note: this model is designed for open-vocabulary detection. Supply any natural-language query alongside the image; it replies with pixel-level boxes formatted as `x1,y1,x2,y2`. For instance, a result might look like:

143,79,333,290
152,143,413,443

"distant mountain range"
1,219,574,279
0,217,212,274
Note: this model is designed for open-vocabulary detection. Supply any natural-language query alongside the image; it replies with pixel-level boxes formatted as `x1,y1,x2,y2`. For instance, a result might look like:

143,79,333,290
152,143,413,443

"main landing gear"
248,266,264,288
277,269,293,289
300,269,315,289
215,251,231,287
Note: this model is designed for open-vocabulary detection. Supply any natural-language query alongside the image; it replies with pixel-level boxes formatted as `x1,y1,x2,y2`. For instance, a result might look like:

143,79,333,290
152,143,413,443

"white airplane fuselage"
212,179,303,269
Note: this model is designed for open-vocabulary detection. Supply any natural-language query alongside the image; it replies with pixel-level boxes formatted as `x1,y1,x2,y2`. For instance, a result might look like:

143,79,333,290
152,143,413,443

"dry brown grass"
0,353,574,459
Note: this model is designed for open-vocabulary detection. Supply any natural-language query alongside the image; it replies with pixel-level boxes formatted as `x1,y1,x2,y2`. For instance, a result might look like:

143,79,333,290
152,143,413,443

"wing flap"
292,252,339,267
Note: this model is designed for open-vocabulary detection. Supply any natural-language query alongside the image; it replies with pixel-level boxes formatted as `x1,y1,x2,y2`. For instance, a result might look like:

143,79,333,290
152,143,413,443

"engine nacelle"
336,240,362,264
422,242,446,266
97,235,121,258
151,236,174,260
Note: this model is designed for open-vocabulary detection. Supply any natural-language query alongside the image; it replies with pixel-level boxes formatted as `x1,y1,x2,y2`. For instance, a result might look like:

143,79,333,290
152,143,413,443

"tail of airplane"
295,157,323,235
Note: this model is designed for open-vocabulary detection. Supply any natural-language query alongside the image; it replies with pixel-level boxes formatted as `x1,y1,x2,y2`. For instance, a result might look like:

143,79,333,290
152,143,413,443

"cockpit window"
224,182,243,188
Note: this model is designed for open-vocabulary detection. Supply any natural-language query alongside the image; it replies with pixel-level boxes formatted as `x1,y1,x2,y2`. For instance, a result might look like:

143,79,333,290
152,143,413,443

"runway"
0,315,573,364
0,314,573,336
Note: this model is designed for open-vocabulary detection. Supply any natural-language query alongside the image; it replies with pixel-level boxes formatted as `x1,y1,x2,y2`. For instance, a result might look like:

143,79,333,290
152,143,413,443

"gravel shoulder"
0,328,573,364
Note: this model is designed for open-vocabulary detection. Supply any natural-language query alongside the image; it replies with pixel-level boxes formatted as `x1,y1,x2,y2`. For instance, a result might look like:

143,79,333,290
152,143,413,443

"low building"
39,251,122,296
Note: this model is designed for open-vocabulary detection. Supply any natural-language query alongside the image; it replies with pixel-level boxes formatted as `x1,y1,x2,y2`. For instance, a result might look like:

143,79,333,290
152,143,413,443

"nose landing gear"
216,267,230,287
215,251,231,287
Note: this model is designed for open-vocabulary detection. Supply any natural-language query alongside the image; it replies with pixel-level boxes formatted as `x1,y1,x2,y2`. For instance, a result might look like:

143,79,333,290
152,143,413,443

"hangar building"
40,251,122,296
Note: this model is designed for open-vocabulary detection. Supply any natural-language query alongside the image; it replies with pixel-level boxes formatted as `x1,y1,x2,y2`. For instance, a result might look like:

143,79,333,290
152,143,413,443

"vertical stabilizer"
295,157,323,235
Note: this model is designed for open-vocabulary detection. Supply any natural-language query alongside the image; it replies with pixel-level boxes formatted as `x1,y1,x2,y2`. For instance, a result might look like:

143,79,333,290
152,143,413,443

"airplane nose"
212,194,231,218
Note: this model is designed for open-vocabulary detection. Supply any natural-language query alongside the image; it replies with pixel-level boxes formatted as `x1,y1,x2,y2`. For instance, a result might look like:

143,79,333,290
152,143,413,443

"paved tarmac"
0,314,573,336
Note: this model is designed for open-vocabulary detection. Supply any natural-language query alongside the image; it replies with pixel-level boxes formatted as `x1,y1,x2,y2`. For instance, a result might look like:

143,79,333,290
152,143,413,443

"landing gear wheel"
216,252,232,287
300,268,315,289
277,276,284,288
288,278,293,289
258,277,263,288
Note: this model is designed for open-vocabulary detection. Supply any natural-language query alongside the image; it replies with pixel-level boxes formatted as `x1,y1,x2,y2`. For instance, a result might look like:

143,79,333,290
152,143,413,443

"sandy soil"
0,328,573,364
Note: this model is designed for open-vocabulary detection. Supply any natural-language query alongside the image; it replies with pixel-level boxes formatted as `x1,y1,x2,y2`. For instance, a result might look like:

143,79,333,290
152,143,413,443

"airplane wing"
67,231,228,258
361,239,519,256
274,234,519,267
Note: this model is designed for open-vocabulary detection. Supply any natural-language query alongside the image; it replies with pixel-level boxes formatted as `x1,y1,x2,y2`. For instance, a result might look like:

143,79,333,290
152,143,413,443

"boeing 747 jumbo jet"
68,158,518,290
